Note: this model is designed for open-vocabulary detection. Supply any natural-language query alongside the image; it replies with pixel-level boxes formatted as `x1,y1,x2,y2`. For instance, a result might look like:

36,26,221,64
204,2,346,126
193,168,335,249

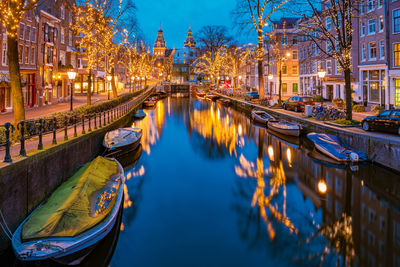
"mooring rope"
0,209,12,240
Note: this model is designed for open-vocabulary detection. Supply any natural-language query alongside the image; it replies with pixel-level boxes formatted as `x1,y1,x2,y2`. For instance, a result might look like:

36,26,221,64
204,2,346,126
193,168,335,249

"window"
19,45,23,63
394,9,400,33
68,31,72,46
361,22,366,36
19,24,25,40
360,1,366,14
293,83,298,93
60,50,66,65
25,26,30,41
61,6,65,19
31,47,35,64
69,12,73,23
2,41,7,66
292,65,298,74
282,64,287,74
326,17,332,31
61,27,65,44
379,16,384,32
368,19,376,35
327,60,332,75
379,40,385,59
367,0,375,12
292,50,298,60
78,58,82,68
292,36,298,45
282,83,287,93
25,46,29,64
31,28,36,42
378,0,383,8
394,43,400,67
369,42,377,60
282,36,288,45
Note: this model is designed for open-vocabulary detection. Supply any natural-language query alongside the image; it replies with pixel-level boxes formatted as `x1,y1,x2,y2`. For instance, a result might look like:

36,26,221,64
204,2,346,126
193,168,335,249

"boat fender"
349,152,359,162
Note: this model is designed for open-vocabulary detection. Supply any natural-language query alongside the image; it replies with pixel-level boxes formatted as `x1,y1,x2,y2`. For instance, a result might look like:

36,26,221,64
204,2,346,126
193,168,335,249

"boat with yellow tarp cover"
12,156,125,265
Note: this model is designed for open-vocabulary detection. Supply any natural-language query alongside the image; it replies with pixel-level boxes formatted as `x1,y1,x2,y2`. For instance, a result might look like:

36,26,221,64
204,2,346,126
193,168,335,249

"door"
0,84,5,112
327,85,333,100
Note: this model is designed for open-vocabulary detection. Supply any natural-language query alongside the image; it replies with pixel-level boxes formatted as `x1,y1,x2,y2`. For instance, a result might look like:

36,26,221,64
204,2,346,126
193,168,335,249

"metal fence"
0,89,153,163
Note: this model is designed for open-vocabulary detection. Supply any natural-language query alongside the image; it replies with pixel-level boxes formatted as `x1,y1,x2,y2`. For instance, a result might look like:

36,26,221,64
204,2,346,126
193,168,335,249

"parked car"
282,96,314,112
362,109,400,135
245,91,259,101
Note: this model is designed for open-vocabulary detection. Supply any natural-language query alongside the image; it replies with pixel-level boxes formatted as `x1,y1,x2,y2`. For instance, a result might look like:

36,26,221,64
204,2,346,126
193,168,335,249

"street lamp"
317,69,327,99
268,74,273,98
106,75,112,100
67,71,77,111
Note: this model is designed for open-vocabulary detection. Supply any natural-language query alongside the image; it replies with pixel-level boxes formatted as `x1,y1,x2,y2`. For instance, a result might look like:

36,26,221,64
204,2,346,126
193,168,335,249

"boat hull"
12,160,125,265
268,123,301,137
104,137,141,158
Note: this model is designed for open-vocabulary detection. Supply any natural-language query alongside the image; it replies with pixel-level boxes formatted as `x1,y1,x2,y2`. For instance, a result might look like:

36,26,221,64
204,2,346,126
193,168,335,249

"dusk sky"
135,0,237,48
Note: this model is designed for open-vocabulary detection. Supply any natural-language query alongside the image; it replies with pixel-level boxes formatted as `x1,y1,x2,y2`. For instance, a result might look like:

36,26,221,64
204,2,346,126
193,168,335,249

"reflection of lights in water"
286,148,292,165
226,116,229,125
361,180,364,186
131,165,145,177
268,146,274,161
123,184,132,208
120,222,124,231
210,105,214,116
217,108,220,120
126,172,132,180
238,124,243,136
318,180,327,194
168,97,170,115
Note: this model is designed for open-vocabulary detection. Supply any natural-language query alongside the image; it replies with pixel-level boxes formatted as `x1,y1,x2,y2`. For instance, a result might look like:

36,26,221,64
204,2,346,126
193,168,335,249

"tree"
233,0,290,99
196,26,232,57
0,0,40,123
193,47,230,86
226,45,252,89
299,0,356,120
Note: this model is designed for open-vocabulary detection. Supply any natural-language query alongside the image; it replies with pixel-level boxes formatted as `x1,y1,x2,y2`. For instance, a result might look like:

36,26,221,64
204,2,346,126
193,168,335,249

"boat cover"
22,157,121,241
134,110,146,118
307,133,368,162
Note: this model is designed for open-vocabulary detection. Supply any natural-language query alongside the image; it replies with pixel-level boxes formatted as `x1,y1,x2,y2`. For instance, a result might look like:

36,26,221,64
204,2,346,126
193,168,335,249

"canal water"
111,97,400,267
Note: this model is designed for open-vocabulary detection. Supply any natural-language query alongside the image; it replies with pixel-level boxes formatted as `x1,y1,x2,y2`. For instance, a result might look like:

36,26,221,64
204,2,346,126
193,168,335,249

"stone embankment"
216,93,400,172
0,87,154,251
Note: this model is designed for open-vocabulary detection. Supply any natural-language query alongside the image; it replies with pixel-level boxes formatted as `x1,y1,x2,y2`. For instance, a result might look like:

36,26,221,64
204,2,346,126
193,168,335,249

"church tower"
154,26,166,57
184,26,196,49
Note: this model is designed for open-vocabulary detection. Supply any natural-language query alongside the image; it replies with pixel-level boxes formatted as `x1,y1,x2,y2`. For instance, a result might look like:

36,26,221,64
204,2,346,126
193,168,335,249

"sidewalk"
0,89,132,124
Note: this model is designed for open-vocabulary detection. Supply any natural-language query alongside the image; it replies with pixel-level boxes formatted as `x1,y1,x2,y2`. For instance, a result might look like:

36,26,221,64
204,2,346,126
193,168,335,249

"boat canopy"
22,157,121,241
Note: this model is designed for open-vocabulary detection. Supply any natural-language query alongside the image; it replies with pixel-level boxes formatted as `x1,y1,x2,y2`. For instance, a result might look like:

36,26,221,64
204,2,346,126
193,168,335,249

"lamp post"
67,71,77,111
268,74,273,99
106,75,112,100
317,69,327,100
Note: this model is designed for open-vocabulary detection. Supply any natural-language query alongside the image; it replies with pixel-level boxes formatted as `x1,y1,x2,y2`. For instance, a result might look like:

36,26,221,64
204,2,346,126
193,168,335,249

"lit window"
368,42,377,60
393,43,400,67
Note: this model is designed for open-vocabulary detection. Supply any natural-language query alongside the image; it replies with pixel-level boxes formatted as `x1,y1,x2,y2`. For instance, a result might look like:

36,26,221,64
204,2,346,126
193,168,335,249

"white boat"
103,128,142,153
12,157,125,265
268,121,301,137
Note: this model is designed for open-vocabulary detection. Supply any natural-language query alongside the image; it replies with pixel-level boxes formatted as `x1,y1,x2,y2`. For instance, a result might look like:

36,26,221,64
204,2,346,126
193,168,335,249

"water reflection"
111,97,400,266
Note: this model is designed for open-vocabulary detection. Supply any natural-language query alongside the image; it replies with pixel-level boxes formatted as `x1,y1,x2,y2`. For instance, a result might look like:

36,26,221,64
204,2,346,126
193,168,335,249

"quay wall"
0,88,154,252
219,94,400,172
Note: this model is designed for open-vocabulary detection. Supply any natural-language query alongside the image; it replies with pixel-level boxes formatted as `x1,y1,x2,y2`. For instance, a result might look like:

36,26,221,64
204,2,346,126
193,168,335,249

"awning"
67,46,78,53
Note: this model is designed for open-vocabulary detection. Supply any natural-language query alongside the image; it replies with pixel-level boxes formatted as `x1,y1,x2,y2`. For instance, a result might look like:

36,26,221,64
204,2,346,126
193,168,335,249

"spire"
184,26,196,49
154,26,166,49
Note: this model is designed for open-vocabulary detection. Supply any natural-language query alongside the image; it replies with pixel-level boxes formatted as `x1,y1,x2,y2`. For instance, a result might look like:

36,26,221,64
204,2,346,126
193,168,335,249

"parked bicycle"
312,104,345,121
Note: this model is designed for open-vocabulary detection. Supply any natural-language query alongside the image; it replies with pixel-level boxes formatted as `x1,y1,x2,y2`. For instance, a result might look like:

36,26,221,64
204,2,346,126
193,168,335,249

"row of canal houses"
243,0,400,109
0,0,127,113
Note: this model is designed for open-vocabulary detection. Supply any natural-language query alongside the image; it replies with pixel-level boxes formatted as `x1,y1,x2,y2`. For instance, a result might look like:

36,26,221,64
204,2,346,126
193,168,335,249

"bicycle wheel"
316,112,325,121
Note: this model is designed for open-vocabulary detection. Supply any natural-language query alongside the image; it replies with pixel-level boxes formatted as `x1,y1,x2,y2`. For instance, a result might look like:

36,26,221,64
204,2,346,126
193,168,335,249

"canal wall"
217,94,400,172
0,88,154,252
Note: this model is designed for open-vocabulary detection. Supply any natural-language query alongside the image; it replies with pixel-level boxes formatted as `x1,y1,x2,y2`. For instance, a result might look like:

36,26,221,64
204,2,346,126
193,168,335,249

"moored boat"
155,91,168,99
216,98,231,107
307,133,368,162
12,156,125,265
133,109,146,120
268,120,302,137
251,110,276,126
143,97,157,107
103,128,142,156
196,91,206,98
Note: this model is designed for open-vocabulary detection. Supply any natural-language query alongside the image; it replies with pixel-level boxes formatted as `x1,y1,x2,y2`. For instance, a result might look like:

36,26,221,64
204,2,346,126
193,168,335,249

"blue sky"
135,0,235,48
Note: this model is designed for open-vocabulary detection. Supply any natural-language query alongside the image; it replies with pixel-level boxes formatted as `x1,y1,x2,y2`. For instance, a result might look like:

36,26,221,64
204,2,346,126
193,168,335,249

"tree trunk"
344,69,352,120
133,80,136,91
87,70,92,106
278,65,282,105
7,35,25,124
258,32,265,99
111,67,118,98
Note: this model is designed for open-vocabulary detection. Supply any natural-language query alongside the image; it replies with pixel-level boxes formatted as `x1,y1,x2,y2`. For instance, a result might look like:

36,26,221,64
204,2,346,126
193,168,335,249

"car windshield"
379,110,392,116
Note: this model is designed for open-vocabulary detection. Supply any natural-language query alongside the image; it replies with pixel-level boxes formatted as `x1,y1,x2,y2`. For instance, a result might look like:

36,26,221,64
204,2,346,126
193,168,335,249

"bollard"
82,115,86,134
108,110,110,124
99,112,102,128
17,121,26,156
38,119,43,150
64,115,68,141
104,112,106,126
3,123,13,163
52,117,57,145
88,115,92,132
74,116,77,137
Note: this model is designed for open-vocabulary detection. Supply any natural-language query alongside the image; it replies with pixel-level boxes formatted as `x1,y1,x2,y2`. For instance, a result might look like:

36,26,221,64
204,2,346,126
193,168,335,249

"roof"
165,49,174,57
271,17,301,29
